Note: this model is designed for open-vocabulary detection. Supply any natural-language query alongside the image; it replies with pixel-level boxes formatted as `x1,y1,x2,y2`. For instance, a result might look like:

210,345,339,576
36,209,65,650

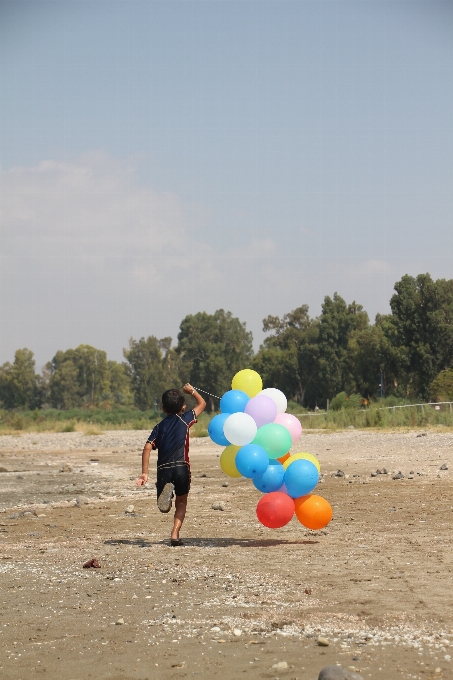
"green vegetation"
1,274,453,433
298,401,453,431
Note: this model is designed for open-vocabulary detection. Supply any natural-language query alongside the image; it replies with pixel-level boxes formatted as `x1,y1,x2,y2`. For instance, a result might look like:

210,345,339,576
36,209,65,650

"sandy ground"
0,429,452,680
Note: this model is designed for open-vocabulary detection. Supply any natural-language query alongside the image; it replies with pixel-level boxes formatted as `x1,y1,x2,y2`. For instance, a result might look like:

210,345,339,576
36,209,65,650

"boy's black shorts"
156,463,191,498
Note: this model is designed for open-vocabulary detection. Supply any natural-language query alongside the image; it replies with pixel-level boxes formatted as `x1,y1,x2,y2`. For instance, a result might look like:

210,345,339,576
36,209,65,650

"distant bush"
329,392,363,411
430,369,453,402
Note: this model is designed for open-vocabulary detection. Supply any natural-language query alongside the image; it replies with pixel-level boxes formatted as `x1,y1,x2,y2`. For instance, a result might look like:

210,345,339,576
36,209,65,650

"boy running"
136,384,206,546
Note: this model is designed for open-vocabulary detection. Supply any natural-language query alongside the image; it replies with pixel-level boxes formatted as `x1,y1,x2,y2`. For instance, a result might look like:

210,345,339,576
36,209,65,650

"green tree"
46,345,110,408
384,274,453,398
107,361,133,406
177,310,253,411
124,336,180,410
317,294,369,402
253,306,319,405
0,348,38,409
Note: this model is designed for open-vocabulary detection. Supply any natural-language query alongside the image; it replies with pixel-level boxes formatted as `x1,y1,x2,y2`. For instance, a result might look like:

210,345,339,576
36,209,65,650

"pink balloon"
273,413,302,443
244,394,278,428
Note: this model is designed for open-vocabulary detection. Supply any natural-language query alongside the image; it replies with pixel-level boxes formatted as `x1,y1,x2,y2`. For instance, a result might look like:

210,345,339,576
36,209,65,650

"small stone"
392,471,404,480
115,618,124,625
317,636,330,646
125,505,135,514
335,470,345,478
59,464,73,473
210,626,221,633
272,661,288,670
440,463,448,470
222,482,229,487
409,470,415,475
75,496,89,506
200,473,207,478
233,628,242,637
211,501,225,511
435,669,441,675
370,472,377,477
381,468,388,474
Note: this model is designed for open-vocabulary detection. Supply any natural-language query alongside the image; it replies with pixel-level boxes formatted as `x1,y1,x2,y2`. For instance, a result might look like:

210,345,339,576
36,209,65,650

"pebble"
211,501,226,511
335,470,345,478
318,666,364,680
317,636,330,646
233,628,242,637
125,505,135,514
440,463,448,470
115,618,124,625
272,661,288,670
75,496,89,507
221,482,229,487
392,471,404,480
210,626,221,633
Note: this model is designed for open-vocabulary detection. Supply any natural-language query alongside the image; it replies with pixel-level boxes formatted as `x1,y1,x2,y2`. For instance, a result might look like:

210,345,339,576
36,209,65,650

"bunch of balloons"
208,369,333,531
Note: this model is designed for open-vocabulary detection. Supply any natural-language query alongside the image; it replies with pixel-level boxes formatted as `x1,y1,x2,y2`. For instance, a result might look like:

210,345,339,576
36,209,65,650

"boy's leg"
171,494,188,542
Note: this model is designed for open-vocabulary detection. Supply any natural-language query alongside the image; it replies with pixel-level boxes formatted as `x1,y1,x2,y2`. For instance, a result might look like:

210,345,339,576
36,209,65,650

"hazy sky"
1,0,452,369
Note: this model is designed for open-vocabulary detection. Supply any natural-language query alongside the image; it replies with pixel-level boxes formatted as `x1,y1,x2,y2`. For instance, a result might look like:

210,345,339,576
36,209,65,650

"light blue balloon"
253,460,285,493
220,390,250,414
284,459,319,498
235,444,269,479
208,413,231,446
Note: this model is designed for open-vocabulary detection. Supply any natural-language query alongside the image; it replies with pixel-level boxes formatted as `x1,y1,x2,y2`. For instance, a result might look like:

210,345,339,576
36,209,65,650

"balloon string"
192,386,221,400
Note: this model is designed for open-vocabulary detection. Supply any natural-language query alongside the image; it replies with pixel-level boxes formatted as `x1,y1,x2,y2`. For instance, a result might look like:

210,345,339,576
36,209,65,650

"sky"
1,0,452,370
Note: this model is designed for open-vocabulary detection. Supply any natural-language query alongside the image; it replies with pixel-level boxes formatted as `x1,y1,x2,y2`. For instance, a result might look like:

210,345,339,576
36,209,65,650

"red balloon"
256,491,295,529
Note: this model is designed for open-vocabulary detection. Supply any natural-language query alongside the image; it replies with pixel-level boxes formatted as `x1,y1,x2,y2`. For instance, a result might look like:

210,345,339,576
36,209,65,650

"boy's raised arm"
183,383,206,417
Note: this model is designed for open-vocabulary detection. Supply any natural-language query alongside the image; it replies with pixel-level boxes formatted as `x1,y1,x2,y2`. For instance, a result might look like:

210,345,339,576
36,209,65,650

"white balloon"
259,388,287,414
223,412,257,446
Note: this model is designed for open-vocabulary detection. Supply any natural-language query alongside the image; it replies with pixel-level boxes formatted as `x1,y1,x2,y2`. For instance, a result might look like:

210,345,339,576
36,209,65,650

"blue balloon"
220,390,249,414
253,460,285,493
284,459,319,498
208,413,231,446
235,444,269,479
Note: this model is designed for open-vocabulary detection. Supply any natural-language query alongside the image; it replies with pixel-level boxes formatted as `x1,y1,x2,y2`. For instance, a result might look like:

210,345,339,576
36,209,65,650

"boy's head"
162,388,185,415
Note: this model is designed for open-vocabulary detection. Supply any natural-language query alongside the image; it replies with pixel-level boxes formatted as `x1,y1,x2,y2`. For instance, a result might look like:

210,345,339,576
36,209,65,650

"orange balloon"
294,494,333,530
277,452,291,464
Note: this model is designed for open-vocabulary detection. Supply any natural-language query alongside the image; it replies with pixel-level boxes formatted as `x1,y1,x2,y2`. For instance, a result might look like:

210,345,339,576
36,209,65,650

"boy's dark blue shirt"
147,410,197,467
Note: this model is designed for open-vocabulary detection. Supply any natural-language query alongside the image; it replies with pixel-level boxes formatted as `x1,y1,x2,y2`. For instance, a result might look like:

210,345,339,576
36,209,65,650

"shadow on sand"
104,537,319,548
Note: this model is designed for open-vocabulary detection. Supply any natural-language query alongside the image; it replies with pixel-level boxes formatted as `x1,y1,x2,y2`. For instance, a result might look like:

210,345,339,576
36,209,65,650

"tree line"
1,274,453,412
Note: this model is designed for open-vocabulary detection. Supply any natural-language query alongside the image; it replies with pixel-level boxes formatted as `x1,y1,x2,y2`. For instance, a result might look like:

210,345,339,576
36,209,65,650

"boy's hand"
183,383,195,395
136,473,148,487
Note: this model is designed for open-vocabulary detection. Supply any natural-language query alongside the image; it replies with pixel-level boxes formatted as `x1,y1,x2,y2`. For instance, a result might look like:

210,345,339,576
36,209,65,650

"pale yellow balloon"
282,452,321,473
220,445,242,478
231,369,263,398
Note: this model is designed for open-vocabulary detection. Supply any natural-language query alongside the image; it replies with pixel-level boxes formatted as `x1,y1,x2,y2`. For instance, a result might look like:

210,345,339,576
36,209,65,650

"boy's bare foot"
157,483,174,513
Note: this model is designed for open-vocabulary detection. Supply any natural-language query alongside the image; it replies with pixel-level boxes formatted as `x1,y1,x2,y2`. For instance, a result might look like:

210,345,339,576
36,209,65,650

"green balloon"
253,423,292,459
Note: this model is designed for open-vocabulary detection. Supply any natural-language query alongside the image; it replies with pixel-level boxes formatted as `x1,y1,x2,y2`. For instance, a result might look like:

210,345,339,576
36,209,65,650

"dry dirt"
0,429,452,680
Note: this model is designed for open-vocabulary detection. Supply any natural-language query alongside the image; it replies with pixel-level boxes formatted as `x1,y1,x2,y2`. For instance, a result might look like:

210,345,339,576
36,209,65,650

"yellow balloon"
283,452,321,473
220,445,242,478
231,369,263,398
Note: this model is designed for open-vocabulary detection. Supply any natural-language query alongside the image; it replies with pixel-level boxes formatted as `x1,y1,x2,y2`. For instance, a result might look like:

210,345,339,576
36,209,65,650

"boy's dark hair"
162,389,185,415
